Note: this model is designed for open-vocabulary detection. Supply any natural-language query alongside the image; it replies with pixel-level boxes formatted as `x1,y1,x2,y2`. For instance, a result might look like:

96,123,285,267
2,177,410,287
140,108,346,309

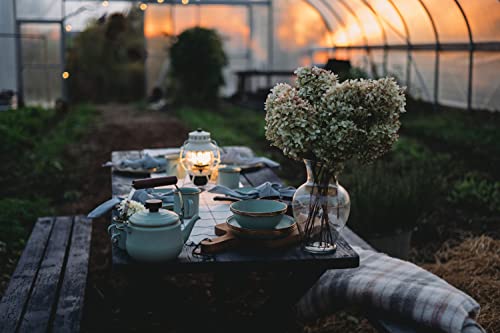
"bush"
448,173,500,214
0,105,96,199
67,9,145,103
168,27,228,106
341,139,447,237
0,198,51,249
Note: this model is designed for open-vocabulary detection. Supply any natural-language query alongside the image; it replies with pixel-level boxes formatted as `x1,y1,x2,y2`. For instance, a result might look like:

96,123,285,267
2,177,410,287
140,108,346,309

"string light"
102,1,109,7
157,0,165,3
139,2,148,10
62,72,70,79
182,0,189,5
65,24,72,32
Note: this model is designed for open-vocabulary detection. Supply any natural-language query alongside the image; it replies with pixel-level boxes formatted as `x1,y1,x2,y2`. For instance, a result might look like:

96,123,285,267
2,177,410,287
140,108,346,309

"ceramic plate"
226,214,296,240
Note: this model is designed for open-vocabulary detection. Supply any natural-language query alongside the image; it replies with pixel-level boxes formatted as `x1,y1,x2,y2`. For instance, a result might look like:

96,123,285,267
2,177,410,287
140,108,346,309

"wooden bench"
0,216,92,333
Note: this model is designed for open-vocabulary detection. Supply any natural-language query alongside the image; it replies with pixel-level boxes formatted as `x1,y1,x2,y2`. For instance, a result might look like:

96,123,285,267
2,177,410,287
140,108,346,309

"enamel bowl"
229,199,288,230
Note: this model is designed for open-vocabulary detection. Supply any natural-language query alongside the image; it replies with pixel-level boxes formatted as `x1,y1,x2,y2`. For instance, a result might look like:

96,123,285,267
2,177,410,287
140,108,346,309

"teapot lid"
129,199,179,228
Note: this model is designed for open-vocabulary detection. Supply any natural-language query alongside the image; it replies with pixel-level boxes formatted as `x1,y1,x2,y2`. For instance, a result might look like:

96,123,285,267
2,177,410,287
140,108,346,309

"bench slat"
0,217,55,333
52,216,92,333
18,217,73,333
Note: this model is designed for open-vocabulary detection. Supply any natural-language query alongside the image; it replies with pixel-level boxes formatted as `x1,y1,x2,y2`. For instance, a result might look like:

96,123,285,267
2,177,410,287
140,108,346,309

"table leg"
214,269,325,333
253,269,325,332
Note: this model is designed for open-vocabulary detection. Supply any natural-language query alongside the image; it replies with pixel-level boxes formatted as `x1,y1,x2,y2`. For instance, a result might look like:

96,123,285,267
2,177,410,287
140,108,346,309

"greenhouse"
0,1,499,333
1,0,499,110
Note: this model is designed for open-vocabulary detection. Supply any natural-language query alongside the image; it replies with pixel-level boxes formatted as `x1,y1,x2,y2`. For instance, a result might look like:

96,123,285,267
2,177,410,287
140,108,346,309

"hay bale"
422,235,500,333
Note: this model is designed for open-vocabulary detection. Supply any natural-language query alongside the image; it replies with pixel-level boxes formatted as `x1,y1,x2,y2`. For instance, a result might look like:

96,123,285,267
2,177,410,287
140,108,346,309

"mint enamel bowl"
229,199,288,230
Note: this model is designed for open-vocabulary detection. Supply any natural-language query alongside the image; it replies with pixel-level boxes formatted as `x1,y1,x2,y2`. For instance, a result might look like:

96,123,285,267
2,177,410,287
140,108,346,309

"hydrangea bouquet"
265,66,406,252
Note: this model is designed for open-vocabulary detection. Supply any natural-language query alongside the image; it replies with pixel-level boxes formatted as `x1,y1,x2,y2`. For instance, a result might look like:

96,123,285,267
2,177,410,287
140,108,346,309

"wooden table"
110,149,359,332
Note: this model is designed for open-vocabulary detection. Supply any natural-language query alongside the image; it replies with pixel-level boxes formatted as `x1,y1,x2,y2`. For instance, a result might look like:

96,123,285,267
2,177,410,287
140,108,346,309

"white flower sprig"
118,200,146,219
265,66,406,173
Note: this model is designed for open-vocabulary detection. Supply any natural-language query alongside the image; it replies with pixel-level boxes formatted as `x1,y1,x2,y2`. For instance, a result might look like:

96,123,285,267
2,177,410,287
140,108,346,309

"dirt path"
61,104,189,215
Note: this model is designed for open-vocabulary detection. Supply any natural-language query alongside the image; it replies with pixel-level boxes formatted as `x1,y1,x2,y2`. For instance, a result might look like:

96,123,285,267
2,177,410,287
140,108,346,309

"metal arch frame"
359,0,388,75
335,0,375,76
454,0,474,111
317,0,351,59
384,0,412,90
317,0,350,44
302,0,335,47
416,0,440,108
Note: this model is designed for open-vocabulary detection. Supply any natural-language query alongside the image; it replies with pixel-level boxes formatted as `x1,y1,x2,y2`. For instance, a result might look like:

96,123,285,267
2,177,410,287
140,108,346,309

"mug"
218,166,241,189
174,187,201,220
108,218,127,250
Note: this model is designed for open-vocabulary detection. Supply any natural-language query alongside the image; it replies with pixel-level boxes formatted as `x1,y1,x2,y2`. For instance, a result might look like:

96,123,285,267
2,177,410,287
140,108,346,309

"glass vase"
292,159,350,254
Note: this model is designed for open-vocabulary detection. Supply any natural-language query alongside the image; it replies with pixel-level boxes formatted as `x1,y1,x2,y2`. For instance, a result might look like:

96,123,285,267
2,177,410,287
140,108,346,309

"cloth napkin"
296,247,485,333
209,182,296,199
119,154,166,170
221,146,280,169
87,188,175,219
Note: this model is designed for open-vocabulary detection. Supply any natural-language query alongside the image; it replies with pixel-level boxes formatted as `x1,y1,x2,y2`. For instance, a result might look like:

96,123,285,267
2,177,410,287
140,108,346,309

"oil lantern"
179,129,221,186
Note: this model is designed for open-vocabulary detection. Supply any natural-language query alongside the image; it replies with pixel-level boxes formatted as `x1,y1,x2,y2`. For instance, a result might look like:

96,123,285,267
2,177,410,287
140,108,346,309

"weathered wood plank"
18,217,73,333
52,216,92,333
0,217,55,333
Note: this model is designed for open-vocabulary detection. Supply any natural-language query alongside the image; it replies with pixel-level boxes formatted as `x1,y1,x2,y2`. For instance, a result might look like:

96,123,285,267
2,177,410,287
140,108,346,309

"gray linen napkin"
221,146,280,168
87,188,175,219
208,182,295,199
119,154,167,170
297,246,485,333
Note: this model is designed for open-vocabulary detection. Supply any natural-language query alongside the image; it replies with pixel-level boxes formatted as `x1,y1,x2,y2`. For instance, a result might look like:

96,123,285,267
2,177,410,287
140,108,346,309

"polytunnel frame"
11,0,499,110
308,0,500,111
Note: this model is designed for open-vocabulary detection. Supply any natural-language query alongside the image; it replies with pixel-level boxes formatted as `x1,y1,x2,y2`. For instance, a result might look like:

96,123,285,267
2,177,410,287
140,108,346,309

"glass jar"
292,159,350,253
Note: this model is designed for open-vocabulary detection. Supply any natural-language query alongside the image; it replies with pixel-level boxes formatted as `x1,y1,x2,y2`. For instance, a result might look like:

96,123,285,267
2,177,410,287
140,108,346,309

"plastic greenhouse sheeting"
3,0,499,111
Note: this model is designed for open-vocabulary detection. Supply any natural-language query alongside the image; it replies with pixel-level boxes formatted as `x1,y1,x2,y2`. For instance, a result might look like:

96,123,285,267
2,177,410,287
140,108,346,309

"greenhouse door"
18,21,64,107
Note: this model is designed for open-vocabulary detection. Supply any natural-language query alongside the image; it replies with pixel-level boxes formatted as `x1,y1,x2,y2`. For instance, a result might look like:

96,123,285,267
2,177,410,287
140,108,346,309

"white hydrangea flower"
118,200,146,218
264,67,406,173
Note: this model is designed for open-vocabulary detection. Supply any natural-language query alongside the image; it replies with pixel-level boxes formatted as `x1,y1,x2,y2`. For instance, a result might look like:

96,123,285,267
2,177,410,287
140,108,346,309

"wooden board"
0,217,55,333
53,216,92,333
0,216,92,333
199,223,301,254
18,216,73,333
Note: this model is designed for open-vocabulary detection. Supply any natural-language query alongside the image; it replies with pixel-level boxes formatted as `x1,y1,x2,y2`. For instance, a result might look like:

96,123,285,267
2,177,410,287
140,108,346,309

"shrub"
0,198,51,250
67,9,145,103
448,173,500,214
168,27,228,106
341,139,447,237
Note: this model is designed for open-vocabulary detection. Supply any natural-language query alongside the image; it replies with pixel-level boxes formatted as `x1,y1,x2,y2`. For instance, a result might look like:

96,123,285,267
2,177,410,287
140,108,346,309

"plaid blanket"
297,247,485,333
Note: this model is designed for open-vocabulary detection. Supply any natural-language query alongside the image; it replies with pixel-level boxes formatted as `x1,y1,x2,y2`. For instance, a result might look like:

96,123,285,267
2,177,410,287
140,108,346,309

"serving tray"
200,222,301,254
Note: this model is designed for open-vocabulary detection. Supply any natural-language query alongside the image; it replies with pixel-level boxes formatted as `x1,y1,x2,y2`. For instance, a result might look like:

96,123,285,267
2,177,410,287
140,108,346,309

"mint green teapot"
126,199,199,262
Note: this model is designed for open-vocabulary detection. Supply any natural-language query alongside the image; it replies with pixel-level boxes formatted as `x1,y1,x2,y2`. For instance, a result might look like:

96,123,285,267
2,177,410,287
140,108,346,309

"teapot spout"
181,215,200,243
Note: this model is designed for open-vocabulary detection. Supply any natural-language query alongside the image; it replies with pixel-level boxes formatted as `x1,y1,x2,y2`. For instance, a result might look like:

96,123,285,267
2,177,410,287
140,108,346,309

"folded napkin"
209,182,296,199
221,146,280,169
118,154,167,170
297,247,485,333
87,188,175,219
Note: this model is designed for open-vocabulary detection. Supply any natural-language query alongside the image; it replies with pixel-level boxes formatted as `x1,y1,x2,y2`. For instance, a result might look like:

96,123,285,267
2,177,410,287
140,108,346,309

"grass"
0,105,97,250
175,104,267,152
175,100,500,240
